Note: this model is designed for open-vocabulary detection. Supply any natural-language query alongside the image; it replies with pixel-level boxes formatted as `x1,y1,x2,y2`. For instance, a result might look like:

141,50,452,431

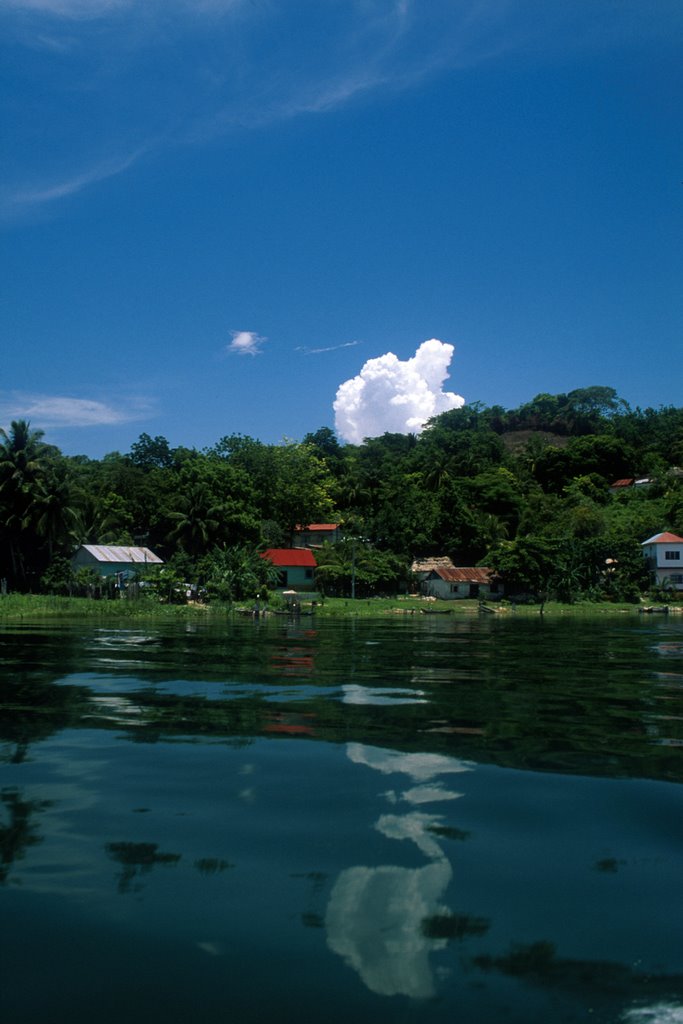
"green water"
1,615,682,1023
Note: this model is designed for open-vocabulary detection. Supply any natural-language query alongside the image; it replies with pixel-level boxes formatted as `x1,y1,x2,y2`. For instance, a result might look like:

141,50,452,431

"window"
665,551,681,561
305,569,313,579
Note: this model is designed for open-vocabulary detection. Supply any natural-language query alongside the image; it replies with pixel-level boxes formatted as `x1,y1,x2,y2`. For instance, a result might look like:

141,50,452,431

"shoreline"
1,593,681,622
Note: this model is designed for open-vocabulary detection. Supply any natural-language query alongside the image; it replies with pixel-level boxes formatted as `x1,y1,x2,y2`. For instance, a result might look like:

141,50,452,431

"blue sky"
2,0,682,457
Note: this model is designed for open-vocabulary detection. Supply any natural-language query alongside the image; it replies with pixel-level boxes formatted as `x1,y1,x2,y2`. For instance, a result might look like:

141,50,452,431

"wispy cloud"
0,392,154,428
296,341,361,356
0,1,510,212
3,0,681,212
3,0,244,18
2,0,129,16
3,147,150,215
227,330,266,357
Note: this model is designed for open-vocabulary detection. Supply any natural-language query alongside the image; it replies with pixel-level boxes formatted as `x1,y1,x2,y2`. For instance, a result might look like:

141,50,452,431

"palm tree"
0,420,49,585
29,465,77,560
0,420,47,481
422,449,454,492
473,512,509,556
166,484,224,557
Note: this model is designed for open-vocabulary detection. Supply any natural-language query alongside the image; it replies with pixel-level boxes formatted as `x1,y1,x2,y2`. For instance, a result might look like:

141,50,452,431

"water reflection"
327,857,453,998
340,685,427,706
622,1003,683,1023
194,858,233,874
0,788,51,883
2,617,683,1023
105,841,181,894
473,940,683,1015
3,617,683,779
326,742,472,998
346,742,474,781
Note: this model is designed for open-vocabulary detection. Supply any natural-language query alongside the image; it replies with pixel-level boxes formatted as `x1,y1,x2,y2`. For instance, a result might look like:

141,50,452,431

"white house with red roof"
292,523,342,548
260,548,317,591
641,532,683,591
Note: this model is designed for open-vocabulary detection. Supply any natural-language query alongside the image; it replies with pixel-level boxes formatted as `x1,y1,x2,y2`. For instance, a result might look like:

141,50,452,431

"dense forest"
1,385,682,603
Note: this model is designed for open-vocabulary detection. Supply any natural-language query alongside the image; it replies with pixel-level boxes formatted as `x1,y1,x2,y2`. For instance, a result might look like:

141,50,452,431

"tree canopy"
1,385,681,603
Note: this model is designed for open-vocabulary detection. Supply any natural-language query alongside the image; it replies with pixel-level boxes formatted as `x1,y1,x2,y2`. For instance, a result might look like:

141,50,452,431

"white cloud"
227,330,265,356
296,340,360,355
0,392,152,428
333,338,465,444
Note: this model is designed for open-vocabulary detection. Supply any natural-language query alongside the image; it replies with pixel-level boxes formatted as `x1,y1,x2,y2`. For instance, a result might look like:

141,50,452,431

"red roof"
641,532,683,545
610,479,634,489
295,524,339,532
432,567,494,583
260,548,317,567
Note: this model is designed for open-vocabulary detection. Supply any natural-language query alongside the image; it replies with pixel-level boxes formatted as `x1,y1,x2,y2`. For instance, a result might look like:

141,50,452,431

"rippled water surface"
2,614,683,1024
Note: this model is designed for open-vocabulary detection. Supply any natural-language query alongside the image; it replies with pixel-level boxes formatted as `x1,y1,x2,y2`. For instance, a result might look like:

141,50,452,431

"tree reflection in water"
105,841,181,894
0,788,51,884
473,941,683,1019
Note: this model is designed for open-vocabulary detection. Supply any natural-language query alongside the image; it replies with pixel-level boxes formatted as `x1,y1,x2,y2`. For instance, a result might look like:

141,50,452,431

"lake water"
1,613,683,1024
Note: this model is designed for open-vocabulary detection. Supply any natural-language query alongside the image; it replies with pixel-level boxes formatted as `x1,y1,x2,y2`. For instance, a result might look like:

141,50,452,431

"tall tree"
0,421,49,586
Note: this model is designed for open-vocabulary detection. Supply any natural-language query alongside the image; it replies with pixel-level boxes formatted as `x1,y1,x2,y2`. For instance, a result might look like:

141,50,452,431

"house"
420,565,502,600
260,548,317,591
609,477,653,494
641,532,683,591
609,478,635,494
292,523,342,548
71,544,163,579
411,557,456,584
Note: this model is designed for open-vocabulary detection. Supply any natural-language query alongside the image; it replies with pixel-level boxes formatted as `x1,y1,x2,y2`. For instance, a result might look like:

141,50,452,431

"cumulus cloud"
0,392,153,428
227,330,265,356
333,339,465,444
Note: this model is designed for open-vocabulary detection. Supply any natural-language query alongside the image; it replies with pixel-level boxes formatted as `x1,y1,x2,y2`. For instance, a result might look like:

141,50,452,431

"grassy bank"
0,593,230,621
305,597,657,617
1,592,676,622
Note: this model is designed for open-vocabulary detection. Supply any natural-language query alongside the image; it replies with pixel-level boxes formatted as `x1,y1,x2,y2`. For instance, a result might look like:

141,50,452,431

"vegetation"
0,385,682,608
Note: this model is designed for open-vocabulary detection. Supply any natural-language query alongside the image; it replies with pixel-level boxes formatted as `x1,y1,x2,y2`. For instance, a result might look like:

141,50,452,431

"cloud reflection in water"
325,742,470,998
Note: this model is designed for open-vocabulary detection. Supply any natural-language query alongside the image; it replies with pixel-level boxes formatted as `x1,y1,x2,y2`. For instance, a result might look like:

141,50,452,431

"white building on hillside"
641,532,683,591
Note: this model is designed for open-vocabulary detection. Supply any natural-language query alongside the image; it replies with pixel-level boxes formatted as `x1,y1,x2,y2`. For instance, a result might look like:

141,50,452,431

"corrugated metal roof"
295,523,340,532
261,548,317,567
641,532,683,546
431,566,494,583
79,545,163,564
